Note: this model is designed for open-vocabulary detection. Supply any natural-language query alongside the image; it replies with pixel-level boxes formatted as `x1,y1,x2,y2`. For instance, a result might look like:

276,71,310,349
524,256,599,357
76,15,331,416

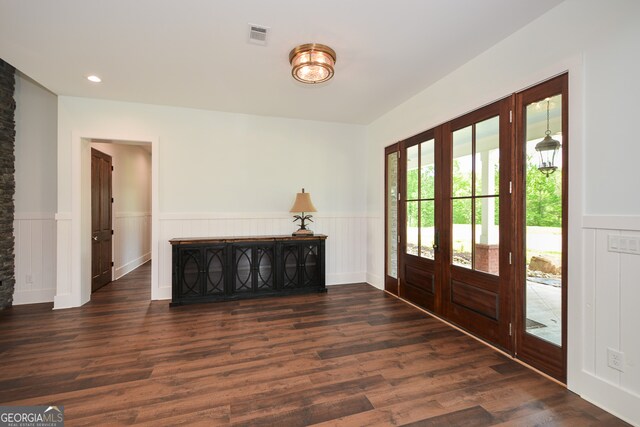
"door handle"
92,236,98,241
433,230,439,251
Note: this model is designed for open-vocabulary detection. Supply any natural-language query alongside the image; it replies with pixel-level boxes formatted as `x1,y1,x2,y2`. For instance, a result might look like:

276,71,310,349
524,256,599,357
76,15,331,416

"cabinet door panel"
282,244,299,289
256,246,275,291
179,248,202,297
205,247,226,295
302,244,320,287
234,246,253,292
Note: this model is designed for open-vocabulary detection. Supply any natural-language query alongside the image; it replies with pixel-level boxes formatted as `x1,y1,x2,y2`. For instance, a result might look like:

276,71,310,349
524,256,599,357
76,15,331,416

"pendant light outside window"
535,99,562,177
289,43,336,84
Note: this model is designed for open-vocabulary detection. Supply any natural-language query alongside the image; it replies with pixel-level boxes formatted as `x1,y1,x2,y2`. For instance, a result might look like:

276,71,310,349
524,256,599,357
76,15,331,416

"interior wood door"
441,98,514,351
91,148,113,292
398,129,443,313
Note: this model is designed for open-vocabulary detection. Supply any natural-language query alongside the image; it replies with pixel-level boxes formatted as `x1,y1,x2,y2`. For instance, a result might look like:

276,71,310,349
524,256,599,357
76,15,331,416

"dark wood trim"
513,73,568,382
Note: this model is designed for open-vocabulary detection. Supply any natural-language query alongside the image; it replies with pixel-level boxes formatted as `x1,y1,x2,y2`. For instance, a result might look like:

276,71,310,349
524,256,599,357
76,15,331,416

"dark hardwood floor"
0,262,628,426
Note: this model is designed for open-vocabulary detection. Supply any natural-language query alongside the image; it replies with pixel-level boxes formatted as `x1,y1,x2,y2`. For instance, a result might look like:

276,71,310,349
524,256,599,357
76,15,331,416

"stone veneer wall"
0,59,16,309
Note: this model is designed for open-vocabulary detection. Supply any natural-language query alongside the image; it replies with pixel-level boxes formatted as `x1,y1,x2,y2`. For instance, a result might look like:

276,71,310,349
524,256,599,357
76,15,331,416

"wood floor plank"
232,395,374,427
0,262,630,426
400,405,494,426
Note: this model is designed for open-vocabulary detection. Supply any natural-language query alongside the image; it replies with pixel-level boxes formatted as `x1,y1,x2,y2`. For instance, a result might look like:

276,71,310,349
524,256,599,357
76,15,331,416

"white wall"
56,98,367,307
364,0,640,423
90,142,151,279
13,72,57,304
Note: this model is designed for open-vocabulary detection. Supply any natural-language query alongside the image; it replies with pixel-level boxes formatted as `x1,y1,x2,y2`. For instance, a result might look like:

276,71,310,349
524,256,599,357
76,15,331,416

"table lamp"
289,188,317,236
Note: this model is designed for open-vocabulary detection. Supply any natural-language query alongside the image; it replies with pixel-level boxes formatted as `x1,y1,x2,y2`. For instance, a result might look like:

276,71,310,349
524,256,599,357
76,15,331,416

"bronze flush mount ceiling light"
289,43,337,84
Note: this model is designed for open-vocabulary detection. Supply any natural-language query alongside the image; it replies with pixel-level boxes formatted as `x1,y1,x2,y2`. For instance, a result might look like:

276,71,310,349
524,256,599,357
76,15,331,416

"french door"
396,98,513,349
441,98,514,350
386,75,568,382
398,128,443,313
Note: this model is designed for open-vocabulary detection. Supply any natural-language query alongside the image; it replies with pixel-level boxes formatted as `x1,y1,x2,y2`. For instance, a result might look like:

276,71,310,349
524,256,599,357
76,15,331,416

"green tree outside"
405,155,559,228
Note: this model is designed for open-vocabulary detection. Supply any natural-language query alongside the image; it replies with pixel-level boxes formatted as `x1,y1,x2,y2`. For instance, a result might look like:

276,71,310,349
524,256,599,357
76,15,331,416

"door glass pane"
420,200,435,259
387,152,398,279
452,198,472,268
420,139,435,199
475,116,500,196
524,94,563,347
407,145,419,200
452,126,472,197
475,197,499,275
406,201,419,256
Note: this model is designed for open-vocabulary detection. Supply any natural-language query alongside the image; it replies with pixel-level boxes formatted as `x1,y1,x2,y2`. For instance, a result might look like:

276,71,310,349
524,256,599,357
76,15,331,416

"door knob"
92,236,98,241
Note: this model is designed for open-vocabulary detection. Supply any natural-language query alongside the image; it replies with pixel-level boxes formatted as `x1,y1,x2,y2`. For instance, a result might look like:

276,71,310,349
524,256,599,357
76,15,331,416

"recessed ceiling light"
87,75,102,83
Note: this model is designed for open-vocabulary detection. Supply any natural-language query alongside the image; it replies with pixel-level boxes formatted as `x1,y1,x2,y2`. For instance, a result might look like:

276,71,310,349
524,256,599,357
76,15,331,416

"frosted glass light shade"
289,44,336,84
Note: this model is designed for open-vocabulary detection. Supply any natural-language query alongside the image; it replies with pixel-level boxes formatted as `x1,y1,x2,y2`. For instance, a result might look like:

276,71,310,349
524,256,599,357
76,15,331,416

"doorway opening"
90,140,152,298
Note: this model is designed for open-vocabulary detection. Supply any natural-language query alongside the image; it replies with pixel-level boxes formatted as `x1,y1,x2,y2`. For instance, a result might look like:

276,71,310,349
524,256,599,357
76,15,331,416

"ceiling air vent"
248,24,269,45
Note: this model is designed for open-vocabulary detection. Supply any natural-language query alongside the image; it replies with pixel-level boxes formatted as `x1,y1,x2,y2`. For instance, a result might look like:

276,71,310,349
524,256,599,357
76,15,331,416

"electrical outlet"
25,274,33,284
607,348,625,372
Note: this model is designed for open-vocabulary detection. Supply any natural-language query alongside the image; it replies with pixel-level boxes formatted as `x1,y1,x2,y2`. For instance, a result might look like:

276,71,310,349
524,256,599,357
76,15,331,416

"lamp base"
292,229,314,236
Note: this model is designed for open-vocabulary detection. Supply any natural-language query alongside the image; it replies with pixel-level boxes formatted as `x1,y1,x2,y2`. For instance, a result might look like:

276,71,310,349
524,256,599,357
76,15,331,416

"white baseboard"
578,371,640,425
53,293,75,310
114,252,151,280
153,286,172,301
366,272,383,289
326,272,366,285
12,289,56,305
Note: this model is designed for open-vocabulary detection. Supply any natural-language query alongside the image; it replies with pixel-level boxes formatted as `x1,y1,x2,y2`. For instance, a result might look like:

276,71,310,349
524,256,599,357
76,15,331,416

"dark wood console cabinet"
170,235,327,306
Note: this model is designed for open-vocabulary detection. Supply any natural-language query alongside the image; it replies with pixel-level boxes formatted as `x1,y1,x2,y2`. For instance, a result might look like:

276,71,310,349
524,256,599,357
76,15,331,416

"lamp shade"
289,189,317,213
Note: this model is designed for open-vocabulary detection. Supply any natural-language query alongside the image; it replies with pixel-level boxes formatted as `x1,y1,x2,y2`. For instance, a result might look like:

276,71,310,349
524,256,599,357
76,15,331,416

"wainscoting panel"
157,213,368,294
582,217,640,399
54,214,72,307
13,213,56,304
366,215,383,288
114,212,151,280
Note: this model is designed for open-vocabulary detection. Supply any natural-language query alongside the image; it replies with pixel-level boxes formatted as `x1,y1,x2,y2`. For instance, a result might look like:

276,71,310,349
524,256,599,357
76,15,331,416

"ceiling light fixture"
87,75,102,83
289,43,336,84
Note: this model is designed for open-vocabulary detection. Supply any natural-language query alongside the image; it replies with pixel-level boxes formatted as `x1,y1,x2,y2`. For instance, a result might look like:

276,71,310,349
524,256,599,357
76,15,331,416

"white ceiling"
0,0,563,124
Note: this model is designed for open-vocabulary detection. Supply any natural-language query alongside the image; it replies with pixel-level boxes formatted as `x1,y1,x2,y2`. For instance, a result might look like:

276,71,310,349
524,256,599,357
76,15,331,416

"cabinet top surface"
169,234,328,245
